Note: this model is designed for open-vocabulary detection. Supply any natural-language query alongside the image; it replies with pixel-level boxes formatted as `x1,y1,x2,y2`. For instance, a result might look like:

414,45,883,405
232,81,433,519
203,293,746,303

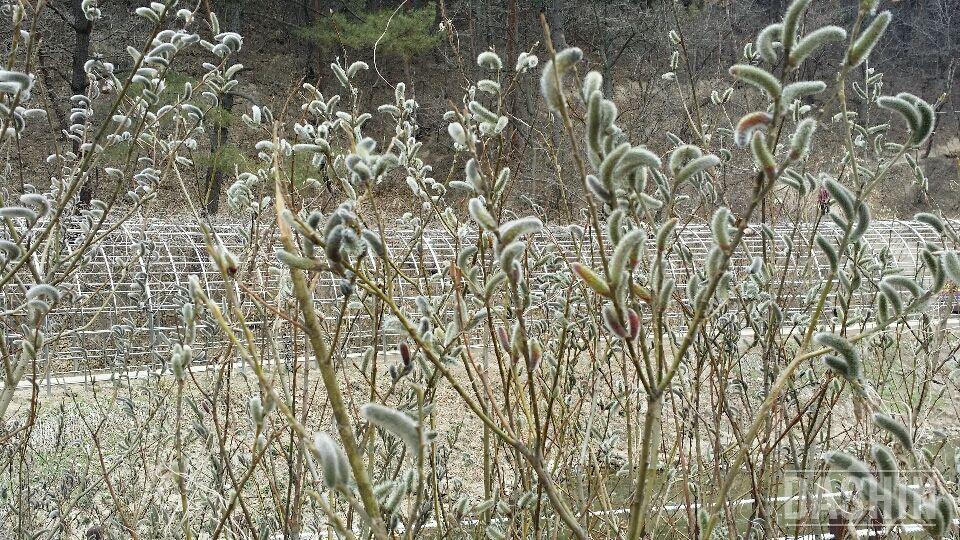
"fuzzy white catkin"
540,60,563,110
515,52,538,72
781,80,826,104
498,217,542,246
477,51,503,71
360,403,421,454
0,239,22,259
539,48,582,111
447,122,467,146
675,154,721,184
468,198,496,231
711,208,732,249
26,283,59,302
313,433,351,488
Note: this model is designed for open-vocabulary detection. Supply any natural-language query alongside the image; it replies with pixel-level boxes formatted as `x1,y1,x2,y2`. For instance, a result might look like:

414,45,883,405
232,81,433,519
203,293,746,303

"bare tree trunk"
506,0,518,62
541,0,566,51
204,0,242,215
300,0,317,81
923,59,955,159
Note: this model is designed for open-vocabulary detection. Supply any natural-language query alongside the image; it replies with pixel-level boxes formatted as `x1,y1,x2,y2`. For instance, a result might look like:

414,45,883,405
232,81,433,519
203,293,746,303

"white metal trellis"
2,218,955,381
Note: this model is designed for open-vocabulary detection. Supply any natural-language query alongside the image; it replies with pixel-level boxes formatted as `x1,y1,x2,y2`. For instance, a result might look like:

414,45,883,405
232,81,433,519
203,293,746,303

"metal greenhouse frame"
3,217,955,386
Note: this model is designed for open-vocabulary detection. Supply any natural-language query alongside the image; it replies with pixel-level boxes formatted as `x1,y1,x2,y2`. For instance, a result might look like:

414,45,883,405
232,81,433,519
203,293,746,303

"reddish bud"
627,309,640,340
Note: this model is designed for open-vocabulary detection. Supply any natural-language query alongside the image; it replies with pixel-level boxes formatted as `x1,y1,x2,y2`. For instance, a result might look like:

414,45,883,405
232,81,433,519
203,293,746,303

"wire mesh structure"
2,217,955,383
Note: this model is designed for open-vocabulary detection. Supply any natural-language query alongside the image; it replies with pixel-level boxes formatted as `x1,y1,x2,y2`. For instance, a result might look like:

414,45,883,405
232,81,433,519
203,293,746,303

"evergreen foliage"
297,2,439,60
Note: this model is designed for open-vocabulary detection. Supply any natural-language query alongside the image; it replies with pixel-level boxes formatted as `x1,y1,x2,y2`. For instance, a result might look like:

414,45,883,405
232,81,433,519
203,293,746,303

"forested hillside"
17,0,960,219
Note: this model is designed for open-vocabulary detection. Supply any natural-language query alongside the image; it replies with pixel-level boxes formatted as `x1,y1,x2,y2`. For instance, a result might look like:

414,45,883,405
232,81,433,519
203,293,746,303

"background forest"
17,0,960,219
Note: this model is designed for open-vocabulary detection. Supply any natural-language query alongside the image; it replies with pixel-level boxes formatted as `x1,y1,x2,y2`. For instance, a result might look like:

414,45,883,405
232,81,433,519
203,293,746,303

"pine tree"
296,2,440,62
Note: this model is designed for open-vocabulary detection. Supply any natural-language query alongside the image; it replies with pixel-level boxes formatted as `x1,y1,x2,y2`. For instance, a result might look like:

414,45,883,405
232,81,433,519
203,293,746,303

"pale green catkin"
669,144,702,175
469,101,498,123
497,216,543,245
361,230,387,259
276,249,317,270
497,241,525,273
925,502,947,537
877,95,921,136
582,70,602,101
18,193,49,216
914,212,945,233
483,271,507,298
823,355,851,378
705,245,724,278
656,218,678,253
675,154,721,184
789,118,817,160
755,23,783,64
872,412,913,450
870,443,898,483
0,206,38,221
0,239,23,259
942,251,960,283
781,80,828,106
883,275,922,298
711,207,732,249
750,131,777,175
599,143,630,190
781,0,812,52
465,158,486,192
897,92,936,144
729,64,782,99
850,201,870,242
823,178,855,219
788,26,847,68
616,147,661,177
815,333,862,379
823,450,871,479
815,235,838,270
936,496,955,532
609,228,646,289
878,280,903,314
847,11,892,67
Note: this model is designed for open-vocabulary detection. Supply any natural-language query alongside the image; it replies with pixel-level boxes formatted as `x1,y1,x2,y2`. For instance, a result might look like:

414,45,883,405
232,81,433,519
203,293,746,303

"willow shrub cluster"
2,0,960,538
